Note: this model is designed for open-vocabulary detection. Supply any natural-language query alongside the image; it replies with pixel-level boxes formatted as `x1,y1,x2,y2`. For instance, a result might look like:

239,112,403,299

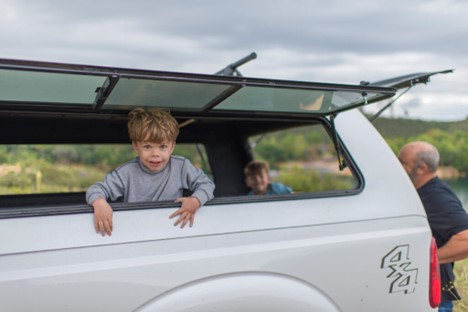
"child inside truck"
86,107,215,236
244,160,292,195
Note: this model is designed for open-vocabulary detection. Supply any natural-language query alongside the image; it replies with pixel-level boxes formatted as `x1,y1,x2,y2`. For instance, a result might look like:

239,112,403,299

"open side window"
247,123,358,195
0,143,212,208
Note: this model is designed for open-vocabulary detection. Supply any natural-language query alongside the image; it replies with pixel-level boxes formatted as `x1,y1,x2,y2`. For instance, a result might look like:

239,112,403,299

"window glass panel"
215,86,377,114
0,69,105,104
103,78,234,111
248,124,357,193
0,65,393,115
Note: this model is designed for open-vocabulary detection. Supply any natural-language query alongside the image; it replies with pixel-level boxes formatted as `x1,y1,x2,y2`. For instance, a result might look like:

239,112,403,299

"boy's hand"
92,198,113,236
170,197,201,228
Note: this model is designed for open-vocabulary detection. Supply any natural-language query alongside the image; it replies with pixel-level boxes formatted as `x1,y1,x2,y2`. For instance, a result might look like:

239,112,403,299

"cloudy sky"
1,0,467,121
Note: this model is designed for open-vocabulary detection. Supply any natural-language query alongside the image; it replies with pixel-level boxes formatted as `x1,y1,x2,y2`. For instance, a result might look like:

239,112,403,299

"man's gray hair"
417,148,439,173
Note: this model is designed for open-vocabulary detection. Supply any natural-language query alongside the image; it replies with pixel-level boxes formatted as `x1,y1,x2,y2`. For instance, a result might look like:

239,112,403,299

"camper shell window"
0,58,393,217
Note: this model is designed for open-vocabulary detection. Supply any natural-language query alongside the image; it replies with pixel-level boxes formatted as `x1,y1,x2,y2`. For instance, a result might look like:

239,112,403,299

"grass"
454,259,468,311
0,163,109,195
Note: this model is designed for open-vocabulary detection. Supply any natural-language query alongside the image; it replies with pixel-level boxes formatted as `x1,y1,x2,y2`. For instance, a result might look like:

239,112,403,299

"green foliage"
41,164,106,191
73,145,135,166
0,163,108,195
0,146,9,163
278,167,355,192
0,143,211,195
372,117,468,139
2,144,135,167
174,144,212,176
384,128,468,174
252,125,333,167
375,117,468,174
0,144,130,195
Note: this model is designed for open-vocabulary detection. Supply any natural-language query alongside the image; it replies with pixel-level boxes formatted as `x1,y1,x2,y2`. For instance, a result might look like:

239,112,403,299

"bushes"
277,167,355,192
0,163,108,195
387,129,468,174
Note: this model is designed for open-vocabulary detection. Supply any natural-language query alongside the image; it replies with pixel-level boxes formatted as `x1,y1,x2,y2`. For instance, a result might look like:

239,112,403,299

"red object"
429,237,441,308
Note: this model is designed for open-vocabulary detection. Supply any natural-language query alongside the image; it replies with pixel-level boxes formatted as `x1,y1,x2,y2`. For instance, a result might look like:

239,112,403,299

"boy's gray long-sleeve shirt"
86,156,215,206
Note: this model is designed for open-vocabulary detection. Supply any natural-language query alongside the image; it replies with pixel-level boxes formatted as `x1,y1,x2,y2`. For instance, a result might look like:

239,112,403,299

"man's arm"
438,229,468,264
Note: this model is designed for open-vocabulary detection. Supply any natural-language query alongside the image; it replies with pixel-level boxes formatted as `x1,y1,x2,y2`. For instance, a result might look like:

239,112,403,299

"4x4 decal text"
381,245,419,294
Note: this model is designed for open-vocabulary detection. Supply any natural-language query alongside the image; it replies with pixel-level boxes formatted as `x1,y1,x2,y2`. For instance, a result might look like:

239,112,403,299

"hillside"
366,116,468,175
370,116,468,139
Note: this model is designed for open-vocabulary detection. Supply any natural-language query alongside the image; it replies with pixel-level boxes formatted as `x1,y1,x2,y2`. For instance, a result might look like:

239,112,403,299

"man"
398,141,468,312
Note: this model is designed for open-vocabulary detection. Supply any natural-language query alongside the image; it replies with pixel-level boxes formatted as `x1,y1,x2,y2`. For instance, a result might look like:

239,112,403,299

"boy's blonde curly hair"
128,108,179,143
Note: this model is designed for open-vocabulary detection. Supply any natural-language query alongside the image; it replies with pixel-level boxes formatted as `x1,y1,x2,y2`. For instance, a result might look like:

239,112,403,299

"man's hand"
92,198,113,236
169,197,201,228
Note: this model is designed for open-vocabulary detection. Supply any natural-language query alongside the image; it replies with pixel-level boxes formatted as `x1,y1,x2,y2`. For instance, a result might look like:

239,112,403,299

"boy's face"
132,140,175,172
245,169,270,195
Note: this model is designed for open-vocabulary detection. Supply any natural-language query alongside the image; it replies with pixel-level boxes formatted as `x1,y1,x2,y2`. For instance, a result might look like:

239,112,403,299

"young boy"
86,108,215,236
244,160,292,195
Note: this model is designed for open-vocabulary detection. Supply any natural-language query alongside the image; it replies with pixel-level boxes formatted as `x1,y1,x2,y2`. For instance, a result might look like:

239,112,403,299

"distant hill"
369,116,468,139
367,116,468,175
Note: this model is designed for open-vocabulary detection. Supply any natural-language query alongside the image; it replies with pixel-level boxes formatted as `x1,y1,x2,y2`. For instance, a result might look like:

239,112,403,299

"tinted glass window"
214,87,381,115
104,78,233,111
0,69,105,104
0,61,395,115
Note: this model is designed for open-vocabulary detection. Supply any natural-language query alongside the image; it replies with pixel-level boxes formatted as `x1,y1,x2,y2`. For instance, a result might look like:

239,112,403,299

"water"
446,178,468,212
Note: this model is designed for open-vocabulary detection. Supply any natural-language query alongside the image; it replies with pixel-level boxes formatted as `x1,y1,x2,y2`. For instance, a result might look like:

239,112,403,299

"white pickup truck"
0,58,451,311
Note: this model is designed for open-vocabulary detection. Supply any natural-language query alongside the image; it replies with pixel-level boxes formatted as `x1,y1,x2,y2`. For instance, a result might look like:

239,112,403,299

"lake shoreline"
438,166,466,179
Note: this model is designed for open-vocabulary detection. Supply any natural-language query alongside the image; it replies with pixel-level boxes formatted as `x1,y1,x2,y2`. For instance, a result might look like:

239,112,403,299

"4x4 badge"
381,245,419,294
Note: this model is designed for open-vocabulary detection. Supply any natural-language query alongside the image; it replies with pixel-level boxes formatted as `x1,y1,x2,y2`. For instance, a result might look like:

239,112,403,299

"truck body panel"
0,59,444,311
